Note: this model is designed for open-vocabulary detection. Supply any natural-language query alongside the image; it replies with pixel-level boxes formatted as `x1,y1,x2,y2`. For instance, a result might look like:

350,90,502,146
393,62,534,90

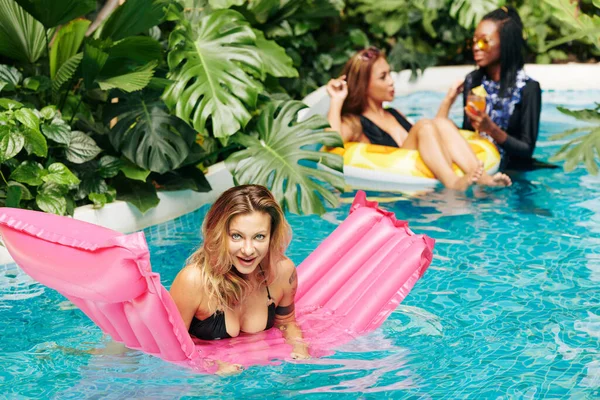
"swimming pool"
1,90,599,398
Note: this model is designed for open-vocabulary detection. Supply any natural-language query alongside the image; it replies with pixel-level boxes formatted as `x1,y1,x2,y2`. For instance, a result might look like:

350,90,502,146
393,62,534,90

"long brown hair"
340,47,385,117
187,185,291,311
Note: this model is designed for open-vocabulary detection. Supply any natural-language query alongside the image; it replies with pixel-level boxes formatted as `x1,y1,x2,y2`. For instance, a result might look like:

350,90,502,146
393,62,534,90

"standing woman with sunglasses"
327,47,511,190
461,6,541,169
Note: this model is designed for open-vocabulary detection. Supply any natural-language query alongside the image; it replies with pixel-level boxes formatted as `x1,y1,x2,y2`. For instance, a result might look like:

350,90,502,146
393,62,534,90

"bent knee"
413,118,434,128
412,120,436,137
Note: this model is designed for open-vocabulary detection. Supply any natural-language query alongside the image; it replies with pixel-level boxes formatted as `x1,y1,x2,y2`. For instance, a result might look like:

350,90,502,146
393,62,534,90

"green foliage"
0,102,99,215
113,176,159,214
14,0,95,28
542,0,600,50
51,53,82,94
545,1,600,174
0,65,22,92
119,158,151,181
253,29,298,78
100,0,168,41
49,19,90,79
450,0,504,29
105,93,197,174
550,104,600,175
164,9,264,138
0,0,49,63
0,0,203,215
209,0,244,8
97,61,156,92
226,101,344,215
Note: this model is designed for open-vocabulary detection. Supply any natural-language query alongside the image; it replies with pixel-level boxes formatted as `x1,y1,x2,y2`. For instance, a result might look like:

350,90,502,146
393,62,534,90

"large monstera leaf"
543,0,600,50
225,101,344,215
163,9,263,138
105,96,196,174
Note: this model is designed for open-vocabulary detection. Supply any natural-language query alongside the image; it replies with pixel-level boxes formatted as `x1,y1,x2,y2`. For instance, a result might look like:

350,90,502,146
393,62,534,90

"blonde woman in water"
170,185,308,374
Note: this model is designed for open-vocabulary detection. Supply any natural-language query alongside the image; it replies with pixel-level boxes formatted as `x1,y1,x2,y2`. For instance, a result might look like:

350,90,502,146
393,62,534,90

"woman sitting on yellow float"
326,47,511,190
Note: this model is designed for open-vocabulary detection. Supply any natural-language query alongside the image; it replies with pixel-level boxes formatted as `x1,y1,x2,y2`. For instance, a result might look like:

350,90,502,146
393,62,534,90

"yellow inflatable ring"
323,130,501,190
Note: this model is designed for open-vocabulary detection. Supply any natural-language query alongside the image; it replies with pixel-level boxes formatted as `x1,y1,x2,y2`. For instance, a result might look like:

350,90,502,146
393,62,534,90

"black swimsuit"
360,108,413,148
188,268,276,340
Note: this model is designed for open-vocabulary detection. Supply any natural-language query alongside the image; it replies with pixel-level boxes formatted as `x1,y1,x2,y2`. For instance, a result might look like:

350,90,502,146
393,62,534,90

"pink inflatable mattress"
0,191,434,373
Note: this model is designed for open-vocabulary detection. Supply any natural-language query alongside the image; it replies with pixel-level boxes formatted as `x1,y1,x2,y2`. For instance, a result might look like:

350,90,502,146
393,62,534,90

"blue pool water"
1,90,600,398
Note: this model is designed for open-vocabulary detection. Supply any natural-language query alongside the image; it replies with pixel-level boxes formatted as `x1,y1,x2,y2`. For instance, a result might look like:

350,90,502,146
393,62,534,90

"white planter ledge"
0,161,235,266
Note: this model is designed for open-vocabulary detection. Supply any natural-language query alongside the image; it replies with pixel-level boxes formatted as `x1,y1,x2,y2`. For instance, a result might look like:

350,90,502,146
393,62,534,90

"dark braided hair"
477,6,526,96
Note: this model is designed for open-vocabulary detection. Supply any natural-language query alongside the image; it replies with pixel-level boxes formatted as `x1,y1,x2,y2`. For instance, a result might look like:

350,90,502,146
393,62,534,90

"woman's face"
228,211,271,276
473,20,501,68
367,57,395,102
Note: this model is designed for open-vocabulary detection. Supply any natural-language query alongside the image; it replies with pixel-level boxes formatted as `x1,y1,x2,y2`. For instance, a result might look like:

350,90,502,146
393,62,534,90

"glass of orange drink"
467,85,487,114
467,93,486,113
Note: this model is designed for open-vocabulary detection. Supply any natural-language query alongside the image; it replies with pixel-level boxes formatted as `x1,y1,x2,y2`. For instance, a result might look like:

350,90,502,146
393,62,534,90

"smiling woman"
169,184,308,373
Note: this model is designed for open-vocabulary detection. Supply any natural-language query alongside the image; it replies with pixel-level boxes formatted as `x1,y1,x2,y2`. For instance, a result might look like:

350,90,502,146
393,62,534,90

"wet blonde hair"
187,184,291,311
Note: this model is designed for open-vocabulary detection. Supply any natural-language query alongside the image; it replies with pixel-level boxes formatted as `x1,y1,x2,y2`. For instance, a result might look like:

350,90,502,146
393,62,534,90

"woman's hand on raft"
290,342,311,360
326,75,348,104
215,360,244,376
465,105,494,133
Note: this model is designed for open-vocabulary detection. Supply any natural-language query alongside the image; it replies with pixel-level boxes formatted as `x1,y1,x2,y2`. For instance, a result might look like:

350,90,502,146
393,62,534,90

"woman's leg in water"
430,117,511,187
403,120,482,190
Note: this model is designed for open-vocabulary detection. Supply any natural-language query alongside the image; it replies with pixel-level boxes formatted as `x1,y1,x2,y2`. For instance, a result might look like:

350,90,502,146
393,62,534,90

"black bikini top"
188,267,276,340
360,108,413,148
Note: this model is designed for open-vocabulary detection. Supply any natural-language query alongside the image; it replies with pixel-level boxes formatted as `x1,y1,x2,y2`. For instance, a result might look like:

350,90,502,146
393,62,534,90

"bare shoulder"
171,265,203,294
170,265,206,325
274,257,297,287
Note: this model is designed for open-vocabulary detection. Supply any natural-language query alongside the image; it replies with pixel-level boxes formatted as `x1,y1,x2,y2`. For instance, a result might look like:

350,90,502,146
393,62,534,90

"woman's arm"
326,75,347,135
326,75,361,143
437,79,464,118
169,266,203,330
274,259,309,359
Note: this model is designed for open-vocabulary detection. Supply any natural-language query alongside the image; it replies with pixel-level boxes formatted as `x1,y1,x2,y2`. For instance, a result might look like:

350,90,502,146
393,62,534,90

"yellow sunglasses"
472,37,496,52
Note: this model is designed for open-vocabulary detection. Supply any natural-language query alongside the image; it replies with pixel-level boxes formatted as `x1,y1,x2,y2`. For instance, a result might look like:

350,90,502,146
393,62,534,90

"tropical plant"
345,0,488,79
163,2,344,214
549,105,600,175
0,99,110,215
0,0,215,214
164,9,265,138
541,0,600,51
546,0,600,174
226,101,344,214
450,0,504,29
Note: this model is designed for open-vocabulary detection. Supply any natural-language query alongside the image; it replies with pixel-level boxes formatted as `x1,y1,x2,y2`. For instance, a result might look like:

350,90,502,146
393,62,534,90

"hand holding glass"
467,94,486,133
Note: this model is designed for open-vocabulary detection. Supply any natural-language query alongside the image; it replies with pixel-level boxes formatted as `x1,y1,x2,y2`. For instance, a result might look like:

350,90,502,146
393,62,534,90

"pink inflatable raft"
0,191,434,373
